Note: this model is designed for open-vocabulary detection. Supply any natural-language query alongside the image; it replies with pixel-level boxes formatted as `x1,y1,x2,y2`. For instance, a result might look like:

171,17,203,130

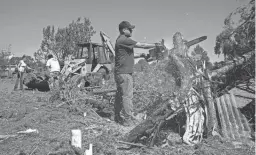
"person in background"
114,21,163,125
14,55,28,90
46,54,60,90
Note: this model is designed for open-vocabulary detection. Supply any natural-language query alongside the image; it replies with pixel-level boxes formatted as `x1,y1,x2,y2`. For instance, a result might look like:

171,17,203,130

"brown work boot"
114,115,125,125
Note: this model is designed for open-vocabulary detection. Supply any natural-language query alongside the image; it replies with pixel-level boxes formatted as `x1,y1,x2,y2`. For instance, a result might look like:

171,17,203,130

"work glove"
155,39,167,49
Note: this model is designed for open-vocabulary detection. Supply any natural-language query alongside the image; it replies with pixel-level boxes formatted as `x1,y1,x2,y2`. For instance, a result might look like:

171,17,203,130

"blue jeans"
14,72,24,90
114,74,133,118
48,71,60,90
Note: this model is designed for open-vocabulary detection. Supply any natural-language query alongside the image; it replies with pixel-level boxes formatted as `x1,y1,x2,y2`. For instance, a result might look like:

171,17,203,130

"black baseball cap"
119,21,135,30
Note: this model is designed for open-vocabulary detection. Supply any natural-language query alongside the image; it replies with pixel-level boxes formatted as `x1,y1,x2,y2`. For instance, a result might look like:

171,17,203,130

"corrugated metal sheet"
215,93,251,140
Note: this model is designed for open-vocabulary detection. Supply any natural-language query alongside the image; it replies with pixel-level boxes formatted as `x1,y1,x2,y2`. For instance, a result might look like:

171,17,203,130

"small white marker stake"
71,129,82,148
85,144,93,155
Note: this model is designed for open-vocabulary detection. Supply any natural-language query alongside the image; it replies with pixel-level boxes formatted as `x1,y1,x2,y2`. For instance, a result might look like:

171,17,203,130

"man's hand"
27,66,33,71
155,39,165,48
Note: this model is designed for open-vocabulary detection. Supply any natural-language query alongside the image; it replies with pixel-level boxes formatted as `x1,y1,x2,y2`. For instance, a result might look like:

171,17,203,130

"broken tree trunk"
202,79,218,136
124,36,254,145
124,32,206,145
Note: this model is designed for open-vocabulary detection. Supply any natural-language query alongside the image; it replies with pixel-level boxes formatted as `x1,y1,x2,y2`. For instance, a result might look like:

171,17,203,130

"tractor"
23,31,115,90
60,31,115,87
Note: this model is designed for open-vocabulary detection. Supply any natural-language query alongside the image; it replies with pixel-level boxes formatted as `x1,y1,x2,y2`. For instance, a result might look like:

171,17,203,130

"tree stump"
124,32,207,146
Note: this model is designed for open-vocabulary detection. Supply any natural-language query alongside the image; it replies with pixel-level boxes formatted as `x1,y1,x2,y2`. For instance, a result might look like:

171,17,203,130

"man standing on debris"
114,21,163,125
14,55,28,91
46,54,60,90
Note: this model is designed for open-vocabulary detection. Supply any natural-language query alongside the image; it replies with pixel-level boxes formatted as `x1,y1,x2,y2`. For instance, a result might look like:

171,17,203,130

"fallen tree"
123,32,206,145
123,34,255,146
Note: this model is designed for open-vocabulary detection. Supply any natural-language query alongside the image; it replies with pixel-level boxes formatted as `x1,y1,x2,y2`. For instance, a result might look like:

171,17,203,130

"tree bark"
202,80,218,136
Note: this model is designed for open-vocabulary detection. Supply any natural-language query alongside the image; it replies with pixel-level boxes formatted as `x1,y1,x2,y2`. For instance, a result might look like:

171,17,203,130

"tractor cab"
75,42,113,72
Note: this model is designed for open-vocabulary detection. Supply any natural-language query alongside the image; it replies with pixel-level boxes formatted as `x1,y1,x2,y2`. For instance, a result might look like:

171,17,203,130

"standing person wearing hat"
114,21,163,125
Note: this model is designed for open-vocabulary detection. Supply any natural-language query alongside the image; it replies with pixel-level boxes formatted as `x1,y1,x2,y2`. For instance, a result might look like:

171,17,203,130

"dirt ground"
0,78,255,155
